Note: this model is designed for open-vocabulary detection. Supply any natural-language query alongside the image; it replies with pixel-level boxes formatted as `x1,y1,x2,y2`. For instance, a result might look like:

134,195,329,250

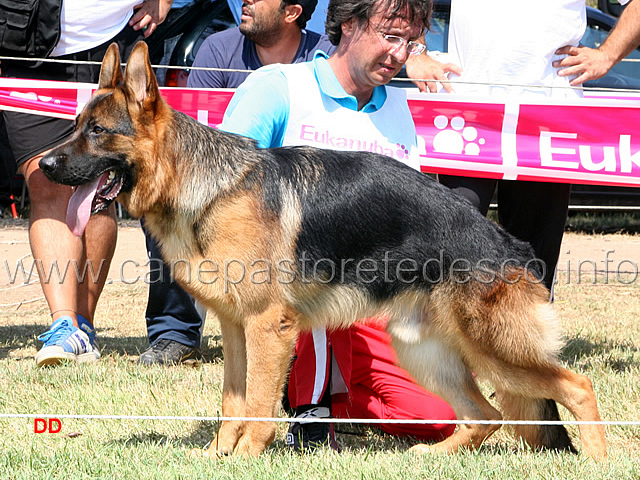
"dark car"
156,0,640,210
146,0,237,87
598,0,627,18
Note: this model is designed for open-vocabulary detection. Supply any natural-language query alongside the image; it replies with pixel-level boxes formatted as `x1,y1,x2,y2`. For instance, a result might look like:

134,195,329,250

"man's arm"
554,0,640,85
129,0,173,37
404,36,462,93
405,53,462,93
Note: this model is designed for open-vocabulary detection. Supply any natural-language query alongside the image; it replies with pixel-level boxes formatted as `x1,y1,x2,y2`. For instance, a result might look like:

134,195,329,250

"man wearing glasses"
220,0,456,452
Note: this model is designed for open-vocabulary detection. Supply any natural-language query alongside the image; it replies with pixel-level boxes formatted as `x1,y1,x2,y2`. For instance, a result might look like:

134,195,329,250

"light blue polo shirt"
220,51,390,148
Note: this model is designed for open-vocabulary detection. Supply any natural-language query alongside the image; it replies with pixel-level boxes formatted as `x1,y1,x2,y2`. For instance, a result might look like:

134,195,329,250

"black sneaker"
137,339,199,365
285,406,340,452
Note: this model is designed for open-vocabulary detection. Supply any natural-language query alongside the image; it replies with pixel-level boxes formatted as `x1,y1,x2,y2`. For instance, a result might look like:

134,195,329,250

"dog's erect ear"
123,41,159,104
98,43,123,90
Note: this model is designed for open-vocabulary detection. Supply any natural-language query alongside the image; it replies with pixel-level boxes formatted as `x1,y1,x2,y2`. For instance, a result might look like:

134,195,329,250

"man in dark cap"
139,0,334,366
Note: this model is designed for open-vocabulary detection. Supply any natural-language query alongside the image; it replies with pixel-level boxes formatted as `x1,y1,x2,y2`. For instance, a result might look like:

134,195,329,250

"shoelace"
152,339,177,351
37,319,75,344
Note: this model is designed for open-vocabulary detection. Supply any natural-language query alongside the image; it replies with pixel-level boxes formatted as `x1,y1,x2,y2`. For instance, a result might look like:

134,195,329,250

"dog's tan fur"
41,42,607,460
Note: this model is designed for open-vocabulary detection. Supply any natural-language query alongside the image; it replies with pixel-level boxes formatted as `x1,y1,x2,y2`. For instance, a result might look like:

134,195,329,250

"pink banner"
410,92,640,187
2,78,640,187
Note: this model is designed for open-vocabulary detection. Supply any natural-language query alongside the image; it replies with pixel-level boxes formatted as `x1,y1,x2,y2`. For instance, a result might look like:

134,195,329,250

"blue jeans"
143,222,203,348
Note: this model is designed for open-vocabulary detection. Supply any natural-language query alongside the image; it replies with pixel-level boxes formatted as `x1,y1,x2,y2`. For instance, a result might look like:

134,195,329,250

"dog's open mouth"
66,169,124,237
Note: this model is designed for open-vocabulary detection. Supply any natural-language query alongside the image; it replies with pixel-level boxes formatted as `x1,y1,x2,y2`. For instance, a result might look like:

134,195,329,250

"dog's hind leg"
446,279,606,459
551,368,607,459
209,318,248,457
494,365,606,459
540,367,606,459
495,393,577,453
390,337,503,454
232,303,299,457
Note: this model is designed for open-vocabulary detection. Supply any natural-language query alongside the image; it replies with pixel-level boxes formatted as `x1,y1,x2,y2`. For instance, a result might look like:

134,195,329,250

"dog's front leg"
209,319,248,456
234,304,299,457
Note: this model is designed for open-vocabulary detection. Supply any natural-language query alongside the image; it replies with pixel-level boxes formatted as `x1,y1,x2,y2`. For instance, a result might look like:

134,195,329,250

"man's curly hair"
325,0,432,45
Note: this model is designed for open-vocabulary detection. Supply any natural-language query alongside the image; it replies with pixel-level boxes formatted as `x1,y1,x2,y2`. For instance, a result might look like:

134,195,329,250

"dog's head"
39,41,167,236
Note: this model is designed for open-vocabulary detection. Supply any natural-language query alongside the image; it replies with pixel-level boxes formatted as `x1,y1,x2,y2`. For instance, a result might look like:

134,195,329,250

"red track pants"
288,320,456,441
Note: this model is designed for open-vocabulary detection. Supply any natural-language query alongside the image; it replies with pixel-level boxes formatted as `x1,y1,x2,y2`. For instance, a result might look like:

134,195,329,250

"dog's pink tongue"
66,175,104,237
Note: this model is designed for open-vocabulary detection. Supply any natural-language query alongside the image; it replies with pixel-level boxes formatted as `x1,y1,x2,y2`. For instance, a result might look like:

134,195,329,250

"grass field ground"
0,222,639,478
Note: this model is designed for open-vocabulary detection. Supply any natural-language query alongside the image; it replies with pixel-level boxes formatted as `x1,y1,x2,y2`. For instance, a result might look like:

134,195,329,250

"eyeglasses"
381,33,426,56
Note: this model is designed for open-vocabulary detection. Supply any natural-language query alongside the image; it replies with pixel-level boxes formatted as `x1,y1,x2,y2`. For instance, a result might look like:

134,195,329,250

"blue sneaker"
35,316,100,367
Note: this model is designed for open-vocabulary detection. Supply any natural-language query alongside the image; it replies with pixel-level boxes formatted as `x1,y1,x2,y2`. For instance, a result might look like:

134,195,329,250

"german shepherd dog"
39,42,607,459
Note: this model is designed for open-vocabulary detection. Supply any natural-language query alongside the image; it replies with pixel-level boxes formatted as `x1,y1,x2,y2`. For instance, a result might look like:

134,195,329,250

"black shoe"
286,406,340,452
137,339,199,365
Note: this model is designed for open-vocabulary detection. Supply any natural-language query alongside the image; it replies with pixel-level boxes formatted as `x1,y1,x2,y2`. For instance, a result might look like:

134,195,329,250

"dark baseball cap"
296,0,318,21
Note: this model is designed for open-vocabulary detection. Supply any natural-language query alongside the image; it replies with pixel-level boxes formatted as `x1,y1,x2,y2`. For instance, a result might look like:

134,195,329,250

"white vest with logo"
279,61,421,400
280,62,421,171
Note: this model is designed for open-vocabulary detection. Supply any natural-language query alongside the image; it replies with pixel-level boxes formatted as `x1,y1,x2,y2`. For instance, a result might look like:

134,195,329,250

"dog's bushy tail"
497,393,578,454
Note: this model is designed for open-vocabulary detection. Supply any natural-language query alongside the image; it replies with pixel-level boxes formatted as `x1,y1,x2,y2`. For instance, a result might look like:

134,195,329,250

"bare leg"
21,151,117,326
77,203,117,322
22,153,82,325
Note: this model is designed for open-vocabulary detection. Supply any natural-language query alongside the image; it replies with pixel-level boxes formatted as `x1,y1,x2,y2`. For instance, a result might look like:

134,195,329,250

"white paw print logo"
432,115,484,155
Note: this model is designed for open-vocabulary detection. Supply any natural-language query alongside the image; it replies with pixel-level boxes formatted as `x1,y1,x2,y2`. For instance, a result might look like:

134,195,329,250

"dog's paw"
233,434,267,458
408,443,436,455
188,445,234,460
188,447,207,458
200,438,234,458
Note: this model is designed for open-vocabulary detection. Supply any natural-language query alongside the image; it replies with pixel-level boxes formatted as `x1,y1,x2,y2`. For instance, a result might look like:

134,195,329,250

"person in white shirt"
405,0,636,298
409,0,638,94
1,0,172,368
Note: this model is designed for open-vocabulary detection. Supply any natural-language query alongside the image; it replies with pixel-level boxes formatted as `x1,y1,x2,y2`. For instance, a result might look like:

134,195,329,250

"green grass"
566,212,640,234
0,254,639,478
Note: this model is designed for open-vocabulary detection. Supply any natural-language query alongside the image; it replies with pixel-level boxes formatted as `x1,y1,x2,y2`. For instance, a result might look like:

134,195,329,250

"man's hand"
405,53,462,93
555,0,640,86
129,0,173,38
553,45,616,86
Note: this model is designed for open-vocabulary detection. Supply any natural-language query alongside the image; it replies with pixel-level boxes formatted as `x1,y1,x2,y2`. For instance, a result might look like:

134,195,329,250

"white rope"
0,55,251,72
0,280,40,292
1,413,639,426
0,297,45,308
2,55,640,95
0,255,39,293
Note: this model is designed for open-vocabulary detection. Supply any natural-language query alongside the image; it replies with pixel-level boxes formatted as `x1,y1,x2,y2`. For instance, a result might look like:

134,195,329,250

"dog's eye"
92,125,105,135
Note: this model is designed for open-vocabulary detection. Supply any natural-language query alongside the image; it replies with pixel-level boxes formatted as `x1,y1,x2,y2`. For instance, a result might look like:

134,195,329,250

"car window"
425,9,448,53
581,22,610,50
582,19,640,88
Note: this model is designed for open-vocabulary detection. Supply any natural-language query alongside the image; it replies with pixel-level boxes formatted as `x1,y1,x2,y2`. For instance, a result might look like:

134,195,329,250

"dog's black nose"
39,154,60,175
